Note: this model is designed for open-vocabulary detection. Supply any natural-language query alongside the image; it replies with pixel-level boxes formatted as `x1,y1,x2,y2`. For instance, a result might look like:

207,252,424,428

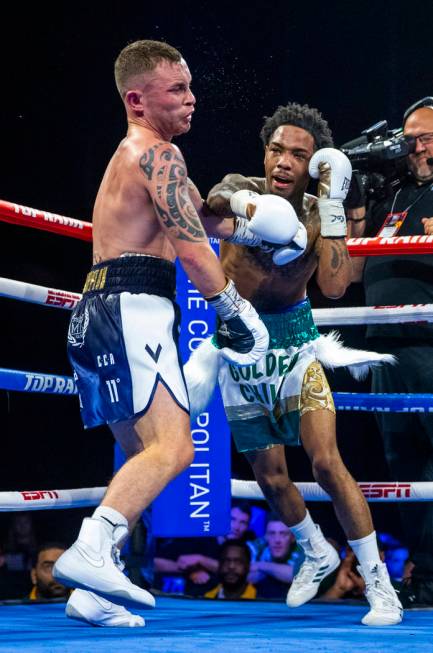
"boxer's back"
92,127,176,264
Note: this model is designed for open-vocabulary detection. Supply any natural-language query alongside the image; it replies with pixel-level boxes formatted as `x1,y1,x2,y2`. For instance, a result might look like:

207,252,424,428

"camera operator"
349,98,433,607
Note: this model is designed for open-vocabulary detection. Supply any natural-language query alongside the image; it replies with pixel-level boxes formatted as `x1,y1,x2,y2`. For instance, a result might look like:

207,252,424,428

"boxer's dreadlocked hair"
260,103,334,150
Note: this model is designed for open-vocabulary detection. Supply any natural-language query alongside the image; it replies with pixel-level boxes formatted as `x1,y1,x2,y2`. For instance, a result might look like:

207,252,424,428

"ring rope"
2,276,433,325
0,277,81,309
231,480,433,502
2,197,433,256
347,234,433,256
1,367,432,412
1,481,432,511
0,198,92,241
0,368,77,394
334,392,433,412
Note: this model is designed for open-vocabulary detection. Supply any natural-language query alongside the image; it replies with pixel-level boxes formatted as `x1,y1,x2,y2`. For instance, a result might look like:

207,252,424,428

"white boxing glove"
226,189,267,247
229,189,260,219
228,191,307,265
271,222,307,265
309,148,352,238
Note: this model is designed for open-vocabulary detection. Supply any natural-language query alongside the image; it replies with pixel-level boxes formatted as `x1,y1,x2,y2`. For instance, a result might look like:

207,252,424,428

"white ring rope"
1,481,433,511
0,487,106,511
0,277,80,309
2,276,433,325
313,303,433,326
231,480,433,502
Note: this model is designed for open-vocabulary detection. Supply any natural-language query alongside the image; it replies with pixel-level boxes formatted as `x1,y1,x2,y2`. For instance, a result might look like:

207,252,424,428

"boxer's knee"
311,451,345,489
163,436,195,477
175,439,195,474
134,422,193,479
256,470,293,501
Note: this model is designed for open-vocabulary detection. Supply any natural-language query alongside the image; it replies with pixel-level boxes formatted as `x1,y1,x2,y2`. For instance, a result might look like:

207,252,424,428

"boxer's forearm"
315,237,351,299
176,240,227,296
200,206,237,239
188,178,235,238
310,149,352,297
347,208,367,282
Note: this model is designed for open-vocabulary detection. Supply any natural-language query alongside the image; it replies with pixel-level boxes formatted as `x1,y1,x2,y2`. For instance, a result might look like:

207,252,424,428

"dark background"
1,0,432,545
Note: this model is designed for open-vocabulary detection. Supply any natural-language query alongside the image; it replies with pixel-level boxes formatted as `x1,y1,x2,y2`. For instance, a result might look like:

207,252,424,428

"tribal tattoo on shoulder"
140,144,206,242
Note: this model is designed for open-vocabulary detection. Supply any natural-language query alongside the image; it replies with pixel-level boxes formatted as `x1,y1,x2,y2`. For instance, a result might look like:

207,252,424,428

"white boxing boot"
358,562,403,626
53,517,155,610
66,589,145,627
286,525,340,608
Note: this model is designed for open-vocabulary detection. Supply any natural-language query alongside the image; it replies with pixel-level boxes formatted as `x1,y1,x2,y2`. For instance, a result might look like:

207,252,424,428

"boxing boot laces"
358,562,403,626
286,525,340,608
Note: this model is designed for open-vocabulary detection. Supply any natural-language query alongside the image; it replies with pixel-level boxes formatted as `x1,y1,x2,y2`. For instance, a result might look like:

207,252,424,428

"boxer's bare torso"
92,125,192,264
211,175,322,311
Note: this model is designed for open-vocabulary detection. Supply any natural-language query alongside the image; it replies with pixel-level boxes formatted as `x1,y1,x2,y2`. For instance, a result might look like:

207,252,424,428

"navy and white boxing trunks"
67,255,189,428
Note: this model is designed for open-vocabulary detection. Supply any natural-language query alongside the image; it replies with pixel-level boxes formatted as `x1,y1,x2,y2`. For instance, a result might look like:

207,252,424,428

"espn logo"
21,490,59,501
46,289,80,308
359,483,411,499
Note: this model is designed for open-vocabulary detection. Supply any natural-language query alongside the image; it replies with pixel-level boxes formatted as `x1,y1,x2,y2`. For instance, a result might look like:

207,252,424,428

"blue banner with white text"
151,239,231,537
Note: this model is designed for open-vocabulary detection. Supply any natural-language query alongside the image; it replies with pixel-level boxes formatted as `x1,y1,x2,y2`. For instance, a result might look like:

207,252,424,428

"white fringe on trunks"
183,331,396,419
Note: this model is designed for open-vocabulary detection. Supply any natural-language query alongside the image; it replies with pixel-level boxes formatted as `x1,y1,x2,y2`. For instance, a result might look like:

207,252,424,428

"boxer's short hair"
115,39,182,97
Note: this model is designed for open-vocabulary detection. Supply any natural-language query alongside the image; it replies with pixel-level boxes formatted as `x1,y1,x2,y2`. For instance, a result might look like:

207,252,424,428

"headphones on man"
403,96,433,125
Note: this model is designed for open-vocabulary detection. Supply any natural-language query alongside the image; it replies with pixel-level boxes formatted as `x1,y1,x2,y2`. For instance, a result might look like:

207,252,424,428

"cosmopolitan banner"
152,240,231,537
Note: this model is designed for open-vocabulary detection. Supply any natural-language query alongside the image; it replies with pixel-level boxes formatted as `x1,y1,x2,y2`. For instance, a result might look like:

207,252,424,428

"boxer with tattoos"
53,40,268,625
203,103,402,626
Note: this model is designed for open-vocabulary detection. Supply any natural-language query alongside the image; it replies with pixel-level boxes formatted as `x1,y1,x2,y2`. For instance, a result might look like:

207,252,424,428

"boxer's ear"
125,89,145,115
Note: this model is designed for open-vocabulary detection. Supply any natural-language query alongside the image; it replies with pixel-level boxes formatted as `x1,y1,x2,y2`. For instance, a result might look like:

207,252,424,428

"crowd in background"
0,502,412,604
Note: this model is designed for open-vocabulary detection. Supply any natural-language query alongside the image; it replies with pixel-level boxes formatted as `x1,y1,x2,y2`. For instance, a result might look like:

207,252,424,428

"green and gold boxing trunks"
216,298,335,452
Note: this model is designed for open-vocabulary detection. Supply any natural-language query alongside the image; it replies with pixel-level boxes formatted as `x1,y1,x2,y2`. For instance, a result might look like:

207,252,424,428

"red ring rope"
2,198,433,256
0,198,92,241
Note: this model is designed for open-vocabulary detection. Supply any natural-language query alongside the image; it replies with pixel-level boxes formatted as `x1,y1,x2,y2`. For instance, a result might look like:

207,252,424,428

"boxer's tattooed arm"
314,232,351,300
140,147,156,180
315,234,350,273
187,177,205,215
327,239,350,275
187,177,200,197
140,144,206,242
